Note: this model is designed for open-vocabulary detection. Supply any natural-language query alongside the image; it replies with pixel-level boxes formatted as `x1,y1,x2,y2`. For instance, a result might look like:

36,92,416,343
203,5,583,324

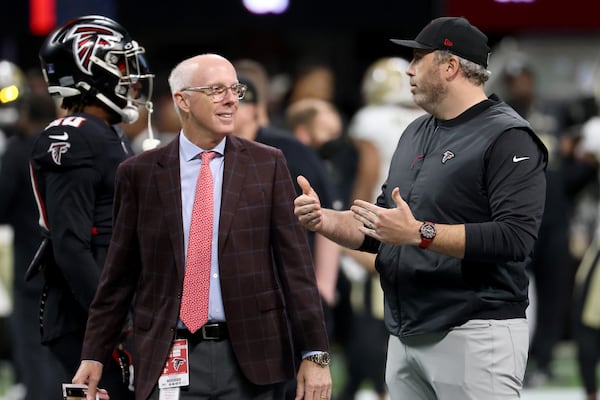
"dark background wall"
2,1,439,70
1,0,442,115
3,0,600,116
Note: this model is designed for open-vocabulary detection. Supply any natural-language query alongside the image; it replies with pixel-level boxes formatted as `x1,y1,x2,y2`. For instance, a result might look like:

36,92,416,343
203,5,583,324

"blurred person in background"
233,58,271,126
271,60,340,130
0,81,70,398
285,97,356,211
0,60,27,155
234,76,340,400
288,63,335,106
348,57,425,203
29,15,154,399
234,76,341,336
327,56,424,400
571,109,600,400
285,97,359,363
0,60,27,370
294,17,548,399
285,98,343,150
501,59,597,388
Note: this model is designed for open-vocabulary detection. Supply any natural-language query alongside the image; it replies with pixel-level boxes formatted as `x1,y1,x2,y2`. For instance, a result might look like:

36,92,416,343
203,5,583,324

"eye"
210,85,226,95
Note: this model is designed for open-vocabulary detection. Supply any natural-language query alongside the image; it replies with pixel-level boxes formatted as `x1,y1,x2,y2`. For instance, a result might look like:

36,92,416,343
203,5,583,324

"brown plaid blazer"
81,135,329,400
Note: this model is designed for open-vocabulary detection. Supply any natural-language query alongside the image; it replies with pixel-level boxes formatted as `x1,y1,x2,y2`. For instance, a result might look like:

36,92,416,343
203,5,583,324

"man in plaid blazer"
72,53,331,400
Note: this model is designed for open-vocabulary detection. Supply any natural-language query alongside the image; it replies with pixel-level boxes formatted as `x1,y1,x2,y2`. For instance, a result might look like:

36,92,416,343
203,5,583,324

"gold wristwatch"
305,352,331,367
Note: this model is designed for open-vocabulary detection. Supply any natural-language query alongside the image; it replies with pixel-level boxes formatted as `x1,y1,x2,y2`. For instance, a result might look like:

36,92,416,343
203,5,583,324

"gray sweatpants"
386,318,529,400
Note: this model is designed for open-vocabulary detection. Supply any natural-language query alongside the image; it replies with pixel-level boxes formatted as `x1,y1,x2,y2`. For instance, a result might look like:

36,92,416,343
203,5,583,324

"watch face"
420,223,436,239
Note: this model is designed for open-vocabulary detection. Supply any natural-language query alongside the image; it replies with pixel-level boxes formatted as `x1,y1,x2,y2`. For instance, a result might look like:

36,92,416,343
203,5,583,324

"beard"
413,69,447,114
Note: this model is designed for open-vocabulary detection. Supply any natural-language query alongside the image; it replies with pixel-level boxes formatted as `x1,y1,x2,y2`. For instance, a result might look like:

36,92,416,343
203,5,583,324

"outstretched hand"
294,175,323,231
351,187,419,245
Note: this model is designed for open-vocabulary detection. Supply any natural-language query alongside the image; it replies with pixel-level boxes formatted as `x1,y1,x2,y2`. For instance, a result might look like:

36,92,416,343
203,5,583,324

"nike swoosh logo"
512,156,530,163
48,132,69,140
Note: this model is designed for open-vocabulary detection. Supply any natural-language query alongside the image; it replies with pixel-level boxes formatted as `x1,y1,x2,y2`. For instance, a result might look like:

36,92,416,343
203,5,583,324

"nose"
129,81,143,99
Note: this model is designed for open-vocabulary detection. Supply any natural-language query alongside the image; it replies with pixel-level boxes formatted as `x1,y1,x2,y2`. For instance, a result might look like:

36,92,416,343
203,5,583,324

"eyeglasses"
180,83,247,102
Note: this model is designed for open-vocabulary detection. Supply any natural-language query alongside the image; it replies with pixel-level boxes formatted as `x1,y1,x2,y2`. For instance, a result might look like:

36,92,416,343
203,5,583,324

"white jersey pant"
386,318,529,400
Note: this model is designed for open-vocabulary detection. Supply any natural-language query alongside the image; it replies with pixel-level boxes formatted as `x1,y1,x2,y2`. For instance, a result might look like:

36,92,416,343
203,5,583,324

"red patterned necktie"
180,151,216,333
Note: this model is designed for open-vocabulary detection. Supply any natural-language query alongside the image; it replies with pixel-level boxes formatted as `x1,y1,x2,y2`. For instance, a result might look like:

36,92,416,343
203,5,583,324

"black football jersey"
30,112,132,336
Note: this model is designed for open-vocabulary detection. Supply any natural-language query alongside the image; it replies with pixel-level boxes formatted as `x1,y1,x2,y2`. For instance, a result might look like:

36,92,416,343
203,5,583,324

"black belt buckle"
201,322,224,340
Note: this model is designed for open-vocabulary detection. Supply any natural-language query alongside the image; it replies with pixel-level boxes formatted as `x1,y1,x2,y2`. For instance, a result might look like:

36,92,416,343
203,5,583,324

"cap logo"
443,38,453,47
64,24,124,76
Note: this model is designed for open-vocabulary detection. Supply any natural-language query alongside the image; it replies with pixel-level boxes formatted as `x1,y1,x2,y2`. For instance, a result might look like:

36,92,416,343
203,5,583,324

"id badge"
158,339,190,389
159,387,180,400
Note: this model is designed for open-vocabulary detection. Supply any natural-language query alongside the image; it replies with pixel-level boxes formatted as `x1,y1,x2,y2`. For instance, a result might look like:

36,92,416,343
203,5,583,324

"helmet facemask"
87,40,154,124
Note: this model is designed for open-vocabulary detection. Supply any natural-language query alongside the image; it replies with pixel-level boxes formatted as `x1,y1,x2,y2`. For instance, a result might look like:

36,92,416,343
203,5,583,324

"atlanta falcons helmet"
361,57,413,106
39,15,153,124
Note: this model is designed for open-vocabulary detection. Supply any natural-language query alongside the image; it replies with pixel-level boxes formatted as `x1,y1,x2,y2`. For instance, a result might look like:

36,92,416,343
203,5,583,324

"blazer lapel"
218,136,249,255
155,137,185,277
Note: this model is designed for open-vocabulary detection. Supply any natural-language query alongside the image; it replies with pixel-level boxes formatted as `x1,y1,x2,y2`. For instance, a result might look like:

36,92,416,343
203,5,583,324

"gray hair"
168,60,192,94
435,50,490,86
167,57,199,116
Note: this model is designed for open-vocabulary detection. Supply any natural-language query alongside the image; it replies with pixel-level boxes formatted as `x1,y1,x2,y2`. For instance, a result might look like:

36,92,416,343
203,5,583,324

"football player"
29,15,154,399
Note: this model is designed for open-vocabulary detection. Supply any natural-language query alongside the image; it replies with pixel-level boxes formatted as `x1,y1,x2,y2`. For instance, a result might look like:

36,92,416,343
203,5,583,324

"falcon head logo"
441,150,455,164
48,142,71,165
65,24,124,75
172,358,186,371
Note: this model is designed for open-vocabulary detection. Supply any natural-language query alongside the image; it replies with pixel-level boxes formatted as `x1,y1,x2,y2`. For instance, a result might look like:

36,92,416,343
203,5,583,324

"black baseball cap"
390,17,490,68
238,76,258,104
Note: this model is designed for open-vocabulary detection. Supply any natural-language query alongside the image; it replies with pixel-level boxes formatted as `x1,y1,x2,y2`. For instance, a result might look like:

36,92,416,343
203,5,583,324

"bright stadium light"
242,0,289,14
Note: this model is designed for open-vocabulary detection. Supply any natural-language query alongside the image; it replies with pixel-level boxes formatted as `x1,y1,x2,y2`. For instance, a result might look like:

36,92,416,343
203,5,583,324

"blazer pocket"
255,289,284,312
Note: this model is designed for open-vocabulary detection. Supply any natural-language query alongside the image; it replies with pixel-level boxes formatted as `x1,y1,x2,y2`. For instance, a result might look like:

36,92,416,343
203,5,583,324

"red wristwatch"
419,221,436,249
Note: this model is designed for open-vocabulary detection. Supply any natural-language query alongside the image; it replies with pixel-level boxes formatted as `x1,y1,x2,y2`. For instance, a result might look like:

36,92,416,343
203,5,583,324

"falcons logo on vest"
441,150,455,164
48,142,71,165
65,24,124,75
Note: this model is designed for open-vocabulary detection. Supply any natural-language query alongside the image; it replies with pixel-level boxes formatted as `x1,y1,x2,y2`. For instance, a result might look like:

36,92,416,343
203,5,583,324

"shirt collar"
179,131,226,162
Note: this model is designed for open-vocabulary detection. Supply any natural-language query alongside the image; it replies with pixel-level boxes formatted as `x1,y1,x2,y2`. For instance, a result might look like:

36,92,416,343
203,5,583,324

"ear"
445,56,461,79
173,92,190,113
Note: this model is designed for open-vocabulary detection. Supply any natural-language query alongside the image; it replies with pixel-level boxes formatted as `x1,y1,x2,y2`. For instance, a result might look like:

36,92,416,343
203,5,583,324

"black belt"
177,322,228,342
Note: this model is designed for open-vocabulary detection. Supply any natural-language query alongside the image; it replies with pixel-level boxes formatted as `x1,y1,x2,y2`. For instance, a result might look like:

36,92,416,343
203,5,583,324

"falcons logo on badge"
441,150,455,164
65,24,124,75
48,142,71,165
172,358,186,371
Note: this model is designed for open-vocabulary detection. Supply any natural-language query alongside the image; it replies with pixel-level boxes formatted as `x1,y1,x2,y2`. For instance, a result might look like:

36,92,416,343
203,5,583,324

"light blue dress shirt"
179,132,226,323
177,133,324,359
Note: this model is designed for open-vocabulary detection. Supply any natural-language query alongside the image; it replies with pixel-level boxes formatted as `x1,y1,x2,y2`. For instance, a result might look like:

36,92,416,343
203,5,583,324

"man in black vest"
294,16,548,400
